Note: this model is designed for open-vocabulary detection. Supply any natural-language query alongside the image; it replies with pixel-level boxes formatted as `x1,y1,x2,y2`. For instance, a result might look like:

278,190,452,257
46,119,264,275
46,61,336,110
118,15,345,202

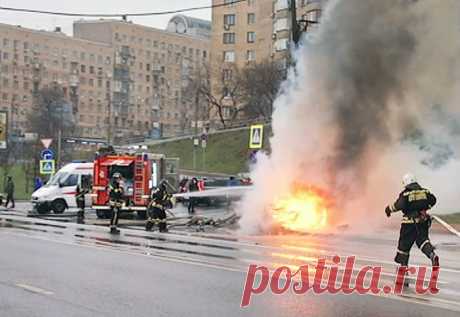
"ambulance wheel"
137,210,147,220
52,199,67,214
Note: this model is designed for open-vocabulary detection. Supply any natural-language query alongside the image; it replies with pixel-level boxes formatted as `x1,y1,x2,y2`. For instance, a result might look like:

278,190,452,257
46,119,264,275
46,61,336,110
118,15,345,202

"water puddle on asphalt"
73,234,237,260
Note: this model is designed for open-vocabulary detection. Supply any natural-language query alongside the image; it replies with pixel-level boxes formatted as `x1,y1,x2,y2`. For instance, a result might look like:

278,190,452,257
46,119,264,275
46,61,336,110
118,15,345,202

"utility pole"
106,75,113,145
291,0,300,45
192,84,200,170
291,1,321,45
57,102,63,168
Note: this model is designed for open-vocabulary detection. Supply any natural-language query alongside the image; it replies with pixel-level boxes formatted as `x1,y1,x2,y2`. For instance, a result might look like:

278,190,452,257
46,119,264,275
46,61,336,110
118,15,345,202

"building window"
224,14,236,26
247,50,256,61
89,66,95,74
224,0,238,5
223,51,235,62
223,33,236,44
275,38,289,51
247,32,256,43
222,69,233,81
275,18,289,32
81,65,86,73
247,0,255,6
248,13,256,25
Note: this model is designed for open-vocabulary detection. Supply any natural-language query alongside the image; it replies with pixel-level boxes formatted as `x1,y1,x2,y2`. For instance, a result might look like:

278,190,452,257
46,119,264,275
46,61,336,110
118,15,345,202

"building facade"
210,0,324,121
74,17,211,138
0,15,211,141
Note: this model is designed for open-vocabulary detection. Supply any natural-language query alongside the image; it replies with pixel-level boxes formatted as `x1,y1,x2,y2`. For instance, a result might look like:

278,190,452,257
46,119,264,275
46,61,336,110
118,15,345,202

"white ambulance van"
31,162,93,214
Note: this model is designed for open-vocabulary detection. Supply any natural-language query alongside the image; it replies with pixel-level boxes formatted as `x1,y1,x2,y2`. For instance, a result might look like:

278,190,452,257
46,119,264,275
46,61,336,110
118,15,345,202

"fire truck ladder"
134,156,145,203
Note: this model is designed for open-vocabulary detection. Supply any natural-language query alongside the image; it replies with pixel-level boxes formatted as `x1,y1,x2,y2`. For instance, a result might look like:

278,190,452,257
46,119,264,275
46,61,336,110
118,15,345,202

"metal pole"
57,128,62,168
193,140,196,170
291,0,300,45
202,146,206,171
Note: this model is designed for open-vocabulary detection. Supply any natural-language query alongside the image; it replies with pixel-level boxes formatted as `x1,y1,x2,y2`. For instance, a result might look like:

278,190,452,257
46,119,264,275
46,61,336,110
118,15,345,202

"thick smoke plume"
239,0,460,234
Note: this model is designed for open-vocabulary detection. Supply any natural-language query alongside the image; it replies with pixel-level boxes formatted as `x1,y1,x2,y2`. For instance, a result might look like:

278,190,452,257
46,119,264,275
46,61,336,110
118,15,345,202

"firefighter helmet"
402,173,417,187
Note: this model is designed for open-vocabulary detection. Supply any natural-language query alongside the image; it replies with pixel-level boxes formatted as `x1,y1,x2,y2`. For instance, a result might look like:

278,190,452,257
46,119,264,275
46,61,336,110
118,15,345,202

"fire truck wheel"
137,210,147,220
52,199,67,214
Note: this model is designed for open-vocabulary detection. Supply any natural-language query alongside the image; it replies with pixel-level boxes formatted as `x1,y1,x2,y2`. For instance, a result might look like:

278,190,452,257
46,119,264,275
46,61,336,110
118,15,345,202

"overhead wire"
0,0,246,18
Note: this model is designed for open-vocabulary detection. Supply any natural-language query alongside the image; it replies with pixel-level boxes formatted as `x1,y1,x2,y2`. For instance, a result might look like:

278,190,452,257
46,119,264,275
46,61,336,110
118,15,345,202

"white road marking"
15,283,54,296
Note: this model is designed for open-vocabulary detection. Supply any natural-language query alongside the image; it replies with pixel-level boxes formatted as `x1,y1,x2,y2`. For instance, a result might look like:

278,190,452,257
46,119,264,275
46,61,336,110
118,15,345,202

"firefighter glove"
385,206,392,218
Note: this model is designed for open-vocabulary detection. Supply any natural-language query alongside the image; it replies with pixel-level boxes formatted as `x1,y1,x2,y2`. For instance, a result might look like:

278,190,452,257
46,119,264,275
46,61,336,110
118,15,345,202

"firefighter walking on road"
385,173,440,275
146,183,173,233
108,173,124,234
75,177,91,224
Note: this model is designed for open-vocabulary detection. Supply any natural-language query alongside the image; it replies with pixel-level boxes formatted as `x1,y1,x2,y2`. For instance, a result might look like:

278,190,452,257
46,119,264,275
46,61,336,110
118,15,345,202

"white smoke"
239,0,460,234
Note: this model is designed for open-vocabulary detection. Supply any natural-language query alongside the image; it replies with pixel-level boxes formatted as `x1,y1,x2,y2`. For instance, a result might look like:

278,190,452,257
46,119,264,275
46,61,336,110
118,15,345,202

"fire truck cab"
92,151,179,219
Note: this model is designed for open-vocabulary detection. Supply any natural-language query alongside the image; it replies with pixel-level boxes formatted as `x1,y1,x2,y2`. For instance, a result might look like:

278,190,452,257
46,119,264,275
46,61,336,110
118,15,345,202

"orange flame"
271,184,332,232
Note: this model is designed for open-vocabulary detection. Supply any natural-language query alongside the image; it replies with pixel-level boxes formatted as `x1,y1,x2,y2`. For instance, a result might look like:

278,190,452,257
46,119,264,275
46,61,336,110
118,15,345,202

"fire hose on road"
166,212,240,232
432,215,460,238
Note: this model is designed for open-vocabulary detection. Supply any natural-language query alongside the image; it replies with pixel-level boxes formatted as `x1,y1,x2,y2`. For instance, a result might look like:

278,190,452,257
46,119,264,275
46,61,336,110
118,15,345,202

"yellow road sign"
40,160,56,175
249,124,264,149
0,111,7,150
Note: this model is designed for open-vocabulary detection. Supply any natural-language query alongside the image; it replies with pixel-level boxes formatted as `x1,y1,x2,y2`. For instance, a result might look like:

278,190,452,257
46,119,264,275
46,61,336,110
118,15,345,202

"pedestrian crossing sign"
40,160,55,175
249,124,264,149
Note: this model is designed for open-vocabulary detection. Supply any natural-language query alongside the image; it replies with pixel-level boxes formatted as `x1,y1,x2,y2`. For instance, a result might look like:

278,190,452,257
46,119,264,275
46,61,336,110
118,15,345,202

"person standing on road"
75,176,92,224
385,173,439,284
108,173,124,234
188,177,199,214
4,176,15,209
146,183,173,233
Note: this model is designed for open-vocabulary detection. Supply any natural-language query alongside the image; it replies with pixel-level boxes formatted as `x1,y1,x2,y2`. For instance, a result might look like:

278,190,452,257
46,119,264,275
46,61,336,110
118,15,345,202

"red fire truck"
92,151,179,219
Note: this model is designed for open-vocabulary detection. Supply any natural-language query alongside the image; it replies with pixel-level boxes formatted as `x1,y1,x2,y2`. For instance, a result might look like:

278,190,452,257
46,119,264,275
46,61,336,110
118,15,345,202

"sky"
0,0,212,35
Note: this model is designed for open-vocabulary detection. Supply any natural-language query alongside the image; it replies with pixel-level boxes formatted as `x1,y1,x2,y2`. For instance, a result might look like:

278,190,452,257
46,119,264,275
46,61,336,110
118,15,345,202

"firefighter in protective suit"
385,173,440,271
108,173,124,234
75,184,88,224
146,183,173,233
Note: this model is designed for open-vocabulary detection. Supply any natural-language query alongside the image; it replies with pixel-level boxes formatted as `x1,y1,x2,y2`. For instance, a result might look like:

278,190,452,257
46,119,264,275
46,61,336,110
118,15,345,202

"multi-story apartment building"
74,16,211,138
210,0,324,121
0,24,113,138
0,15,211,141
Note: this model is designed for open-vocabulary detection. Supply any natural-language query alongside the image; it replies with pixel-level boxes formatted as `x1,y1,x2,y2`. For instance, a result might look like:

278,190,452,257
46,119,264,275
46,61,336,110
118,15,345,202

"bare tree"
184,64,244,129
183,60,284,130
238,59,285,121
27,84,75,138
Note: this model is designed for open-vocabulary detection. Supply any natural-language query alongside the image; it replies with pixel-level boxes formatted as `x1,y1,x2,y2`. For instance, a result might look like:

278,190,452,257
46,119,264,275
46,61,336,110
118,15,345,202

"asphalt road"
0,205,460,317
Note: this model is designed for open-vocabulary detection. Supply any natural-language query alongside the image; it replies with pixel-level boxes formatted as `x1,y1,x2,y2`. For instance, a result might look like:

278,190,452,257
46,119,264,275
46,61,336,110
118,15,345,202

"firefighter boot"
110,226,120,234
430,253,440,267
145,218,154,231
159,221,168,233
421,241,439,267
77,210,85,224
